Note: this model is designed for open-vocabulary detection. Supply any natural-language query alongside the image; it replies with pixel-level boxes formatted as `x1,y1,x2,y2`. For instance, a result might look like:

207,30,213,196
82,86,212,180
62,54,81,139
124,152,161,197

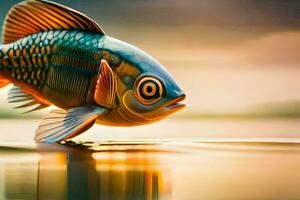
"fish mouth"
166,94,186,111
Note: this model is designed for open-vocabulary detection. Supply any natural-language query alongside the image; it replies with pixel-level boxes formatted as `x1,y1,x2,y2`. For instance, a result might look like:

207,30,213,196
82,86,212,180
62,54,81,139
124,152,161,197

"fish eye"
134,76,163,105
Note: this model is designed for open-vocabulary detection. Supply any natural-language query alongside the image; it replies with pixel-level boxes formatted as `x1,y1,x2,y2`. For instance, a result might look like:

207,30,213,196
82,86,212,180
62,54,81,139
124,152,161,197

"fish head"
98,37,185,126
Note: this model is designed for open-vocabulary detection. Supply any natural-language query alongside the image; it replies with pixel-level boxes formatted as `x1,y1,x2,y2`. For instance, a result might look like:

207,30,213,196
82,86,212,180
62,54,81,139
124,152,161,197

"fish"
0,0,186,143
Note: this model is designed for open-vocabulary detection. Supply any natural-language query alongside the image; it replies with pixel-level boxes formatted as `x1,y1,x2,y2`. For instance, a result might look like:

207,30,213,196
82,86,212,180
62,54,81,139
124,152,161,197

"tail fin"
0,80,9,88
0,45,10,88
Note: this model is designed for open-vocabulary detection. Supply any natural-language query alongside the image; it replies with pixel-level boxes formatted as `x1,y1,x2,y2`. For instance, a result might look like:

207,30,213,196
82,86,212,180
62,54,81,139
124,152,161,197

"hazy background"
0,0,300,119
0,0,300,117
1,2,300,199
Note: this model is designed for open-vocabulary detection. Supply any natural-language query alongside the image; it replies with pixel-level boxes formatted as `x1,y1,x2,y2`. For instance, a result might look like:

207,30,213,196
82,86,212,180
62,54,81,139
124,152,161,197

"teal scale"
2,30,105,108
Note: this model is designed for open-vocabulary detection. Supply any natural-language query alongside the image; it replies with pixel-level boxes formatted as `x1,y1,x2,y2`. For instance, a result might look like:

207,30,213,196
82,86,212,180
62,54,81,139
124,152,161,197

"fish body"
1,30,103,109
0,0,186,143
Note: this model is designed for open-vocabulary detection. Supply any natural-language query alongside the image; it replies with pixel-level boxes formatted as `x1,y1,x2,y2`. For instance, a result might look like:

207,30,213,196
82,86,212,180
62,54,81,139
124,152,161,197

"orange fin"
8,86,51,113
94,60,118,109
0,80,10,88
3,0,105,43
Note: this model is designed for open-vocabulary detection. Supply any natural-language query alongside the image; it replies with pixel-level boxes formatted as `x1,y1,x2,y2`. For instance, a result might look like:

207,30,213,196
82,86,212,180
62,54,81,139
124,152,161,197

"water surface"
1,139,300,200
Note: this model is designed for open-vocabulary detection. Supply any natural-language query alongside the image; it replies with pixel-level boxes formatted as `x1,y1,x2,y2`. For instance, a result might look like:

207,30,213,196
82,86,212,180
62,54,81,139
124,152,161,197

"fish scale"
0,30,104,108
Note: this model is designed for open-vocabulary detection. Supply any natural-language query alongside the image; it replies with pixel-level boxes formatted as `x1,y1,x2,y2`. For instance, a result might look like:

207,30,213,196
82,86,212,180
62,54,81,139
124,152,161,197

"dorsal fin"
3,0,105,44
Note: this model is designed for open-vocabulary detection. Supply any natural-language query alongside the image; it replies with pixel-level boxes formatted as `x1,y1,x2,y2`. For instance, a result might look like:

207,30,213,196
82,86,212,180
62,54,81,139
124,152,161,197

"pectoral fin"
94,60,117,109
35,105,107,143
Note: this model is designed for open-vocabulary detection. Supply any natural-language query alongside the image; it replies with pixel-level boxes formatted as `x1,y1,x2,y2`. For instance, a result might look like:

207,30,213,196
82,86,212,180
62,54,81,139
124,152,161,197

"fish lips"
134,94,186,122
165,94,186,112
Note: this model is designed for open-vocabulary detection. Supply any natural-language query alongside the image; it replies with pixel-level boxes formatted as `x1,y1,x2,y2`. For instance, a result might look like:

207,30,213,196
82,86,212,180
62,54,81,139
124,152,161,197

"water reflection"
3,146,172,200
3,141,300,200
